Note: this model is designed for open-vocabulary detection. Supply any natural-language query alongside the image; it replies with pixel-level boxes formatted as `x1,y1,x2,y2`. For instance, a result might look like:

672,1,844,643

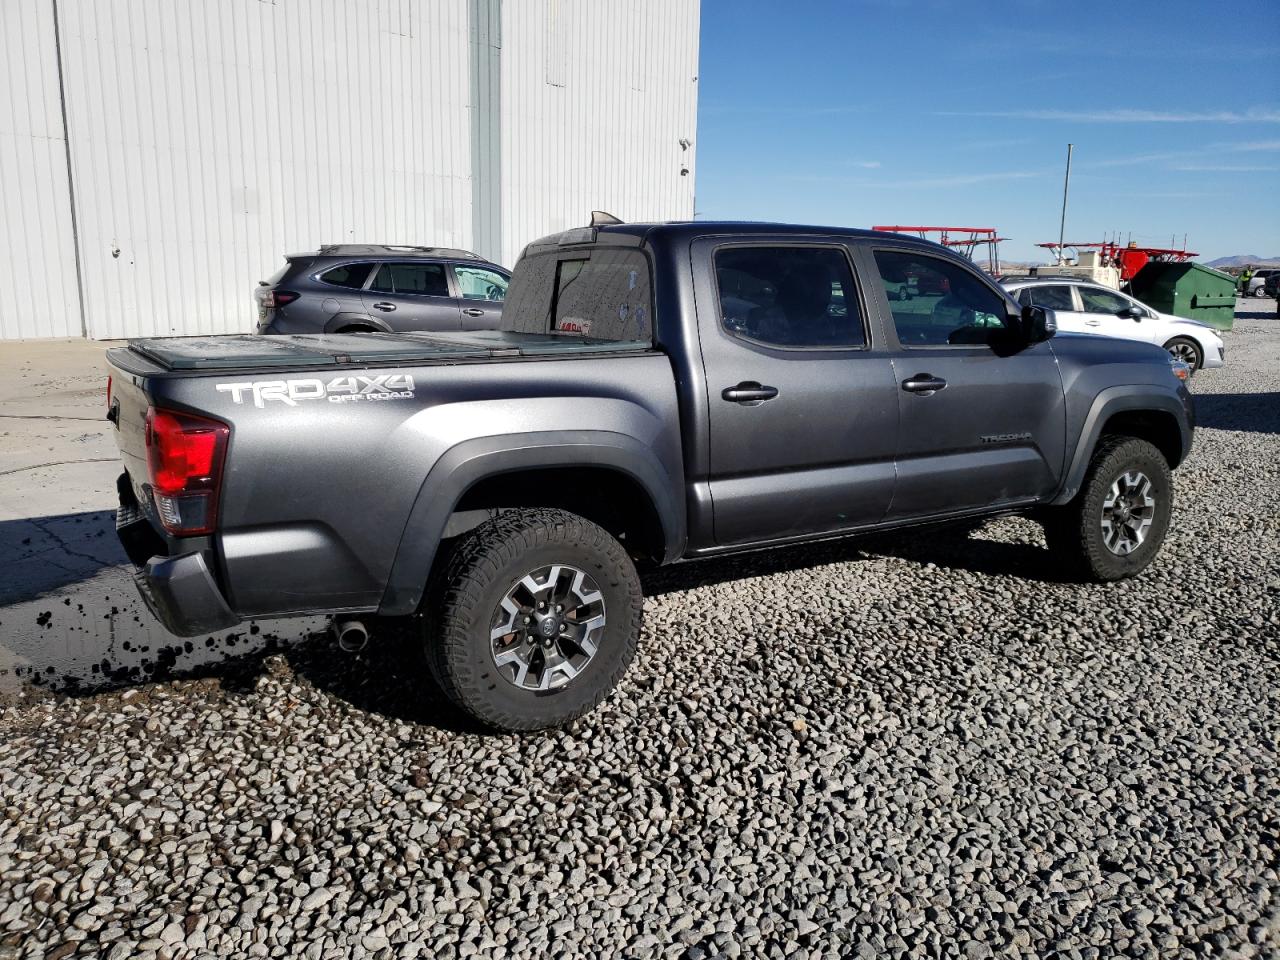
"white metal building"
0,0,700,340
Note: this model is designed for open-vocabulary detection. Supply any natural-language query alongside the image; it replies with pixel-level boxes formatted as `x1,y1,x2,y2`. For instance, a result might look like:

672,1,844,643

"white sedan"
1002,278,1225,372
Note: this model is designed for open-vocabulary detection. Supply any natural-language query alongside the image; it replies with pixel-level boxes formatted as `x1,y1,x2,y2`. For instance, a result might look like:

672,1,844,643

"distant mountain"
1206,254,1280,270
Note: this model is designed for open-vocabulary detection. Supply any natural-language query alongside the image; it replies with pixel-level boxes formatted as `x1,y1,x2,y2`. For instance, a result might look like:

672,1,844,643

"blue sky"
695,0,1280,262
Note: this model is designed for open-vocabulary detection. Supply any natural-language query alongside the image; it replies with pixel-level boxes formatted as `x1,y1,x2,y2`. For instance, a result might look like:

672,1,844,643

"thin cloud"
787,169,1047,189
1077,140,1280,172
1215,139,1280,152
1121,191,1224,199
848,160,882,169
939,108,1280,124
701,103,870,117
1171,163,1279,173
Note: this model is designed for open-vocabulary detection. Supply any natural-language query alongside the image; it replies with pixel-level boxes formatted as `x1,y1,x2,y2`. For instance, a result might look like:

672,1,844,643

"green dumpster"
1129,261,1237,331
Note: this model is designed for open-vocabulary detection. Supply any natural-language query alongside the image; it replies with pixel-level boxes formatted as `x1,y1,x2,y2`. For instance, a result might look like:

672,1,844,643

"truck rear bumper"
133,552,240,638
116,472,240,637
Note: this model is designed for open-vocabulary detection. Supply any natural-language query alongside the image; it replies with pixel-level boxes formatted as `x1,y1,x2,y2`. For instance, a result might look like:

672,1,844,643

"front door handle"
901,374,947,395
1085,319,1101,326
372,302,397,311
462,307,486,317
722,381,779,403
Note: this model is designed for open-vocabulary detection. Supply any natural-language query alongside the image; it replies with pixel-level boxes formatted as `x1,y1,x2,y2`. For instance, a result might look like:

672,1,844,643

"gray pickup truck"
107,220,1195,730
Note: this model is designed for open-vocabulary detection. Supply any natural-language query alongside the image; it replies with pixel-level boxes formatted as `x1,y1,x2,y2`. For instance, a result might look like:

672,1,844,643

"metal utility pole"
1057,143,1073,265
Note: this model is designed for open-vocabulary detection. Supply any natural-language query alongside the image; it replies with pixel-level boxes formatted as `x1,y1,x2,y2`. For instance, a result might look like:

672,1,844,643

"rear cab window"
502,244,653,342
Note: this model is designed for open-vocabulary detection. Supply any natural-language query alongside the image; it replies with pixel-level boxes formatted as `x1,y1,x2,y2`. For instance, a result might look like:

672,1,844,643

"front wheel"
1040,436,1173,582
424,508,642,731
1163,336,1202,372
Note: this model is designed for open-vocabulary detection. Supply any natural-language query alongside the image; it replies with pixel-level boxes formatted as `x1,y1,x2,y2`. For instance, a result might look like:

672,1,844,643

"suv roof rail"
314,244,484,260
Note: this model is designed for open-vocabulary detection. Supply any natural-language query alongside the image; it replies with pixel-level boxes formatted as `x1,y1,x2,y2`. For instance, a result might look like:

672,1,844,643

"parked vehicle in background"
1246,269,1278,297
109,220,1195,731
1264,273,1280,298
255,245,510,335
1003,277,1225,373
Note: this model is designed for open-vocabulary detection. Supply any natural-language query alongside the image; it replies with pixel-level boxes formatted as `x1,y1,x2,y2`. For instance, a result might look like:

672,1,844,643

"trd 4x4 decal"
216,375,415,408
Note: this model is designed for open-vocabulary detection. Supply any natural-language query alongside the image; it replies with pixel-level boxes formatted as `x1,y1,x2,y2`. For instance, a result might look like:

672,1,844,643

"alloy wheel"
1166,341,1199,367
1100,470,1156,555
489,565,606,691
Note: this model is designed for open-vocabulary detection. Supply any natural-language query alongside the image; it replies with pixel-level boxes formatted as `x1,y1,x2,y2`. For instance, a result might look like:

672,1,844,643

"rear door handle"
1085,319,1101,326
901,374,947,395
372,302,396,312
462,307,485,317
722,381,779,403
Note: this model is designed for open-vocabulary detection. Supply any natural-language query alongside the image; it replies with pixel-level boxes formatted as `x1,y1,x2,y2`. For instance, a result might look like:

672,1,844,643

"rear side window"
318,263,373,290
370,262,449,297
874,249,1009,346
1017,285,1075,311
714,246,865,348
502,247,652,341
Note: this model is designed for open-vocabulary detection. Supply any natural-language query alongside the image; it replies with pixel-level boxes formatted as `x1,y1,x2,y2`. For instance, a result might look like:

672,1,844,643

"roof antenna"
590,210,624,226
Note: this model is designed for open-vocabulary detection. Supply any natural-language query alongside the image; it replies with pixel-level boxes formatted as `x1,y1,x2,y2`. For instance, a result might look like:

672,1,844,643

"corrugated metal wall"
2,0,701,340
0,0,83,339
57,0,474,339
499,0,700,268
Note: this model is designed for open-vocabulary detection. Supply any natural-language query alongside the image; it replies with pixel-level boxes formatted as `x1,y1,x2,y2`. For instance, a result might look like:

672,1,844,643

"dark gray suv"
255,245,510,335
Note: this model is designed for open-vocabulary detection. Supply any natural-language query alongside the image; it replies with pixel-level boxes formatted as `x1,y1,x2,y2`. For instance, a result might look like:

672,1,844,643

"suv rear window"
502,247,652,341
318,263,373,290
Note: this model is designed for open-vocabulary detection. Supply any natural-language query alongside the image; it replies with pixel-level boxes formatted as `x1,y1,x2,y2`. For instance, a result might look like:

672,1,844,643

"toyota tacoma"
106,218,1195,730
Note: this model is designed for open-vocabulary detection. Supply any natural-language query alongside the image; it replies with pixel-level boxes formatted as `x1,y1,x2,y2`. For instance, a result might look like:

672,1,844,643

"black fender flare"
1050,385,1194,505
378,431,685,615
323,313,391,334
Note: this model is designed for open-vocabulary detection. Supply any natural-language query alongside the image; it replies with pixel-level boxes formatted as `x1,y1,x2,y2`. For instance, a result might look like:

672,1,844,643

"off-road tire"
423,508,642,731
1040,436,1173,582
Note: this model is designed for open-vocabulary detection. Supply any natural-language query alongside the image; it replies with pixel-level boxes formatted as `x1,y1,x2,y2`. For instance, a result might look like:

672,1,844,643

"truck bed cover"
125,330,653,372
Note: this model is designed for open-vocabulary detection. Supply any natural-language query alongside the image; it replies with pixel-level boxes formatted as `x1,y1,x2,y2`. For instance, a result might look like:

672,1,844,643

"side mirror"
1020,303,1057,342
1120,305,1145,320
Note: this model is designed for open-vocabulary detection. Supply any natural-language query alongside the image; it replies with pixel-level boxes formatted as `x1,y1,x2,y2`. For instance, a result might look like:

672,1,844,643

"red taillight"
145,407,230,536
262,290,299,308
106,376,113,412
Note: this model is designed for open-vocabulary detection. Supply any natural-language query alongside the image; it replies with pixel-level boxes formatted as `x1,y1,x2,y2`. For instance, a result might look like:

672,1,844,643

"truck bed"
117,330,653,374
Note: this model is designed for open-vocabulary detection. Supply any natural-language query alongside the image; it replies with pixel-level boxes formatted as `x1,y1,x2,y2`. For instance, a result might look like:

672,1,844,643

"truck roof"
523,220,951,256
609,220,929,242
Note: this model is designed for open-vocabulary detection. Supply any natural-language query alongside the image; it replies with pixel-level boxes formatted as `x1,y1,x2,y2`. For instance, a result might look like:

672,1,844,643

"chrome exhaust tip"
332,619,369,654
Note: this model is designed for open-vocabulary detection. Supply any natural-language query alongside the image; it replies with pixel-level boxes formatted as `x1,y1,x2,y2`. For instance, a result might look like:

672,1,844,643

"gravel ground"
2,315,1278,960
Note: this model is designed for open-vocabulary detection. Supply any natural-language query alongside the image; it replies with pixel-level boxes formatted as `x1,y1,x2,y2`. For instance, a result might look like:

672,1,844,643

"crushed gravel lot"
2,313,1278,960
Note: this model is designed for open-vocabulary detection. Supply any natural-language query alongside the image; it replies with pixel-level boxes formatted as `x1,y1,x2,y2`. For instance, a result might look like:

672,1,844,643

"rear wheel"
1040,436,1173,582
424,508,642,731
1163,336,1202,371
336,324,377,334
